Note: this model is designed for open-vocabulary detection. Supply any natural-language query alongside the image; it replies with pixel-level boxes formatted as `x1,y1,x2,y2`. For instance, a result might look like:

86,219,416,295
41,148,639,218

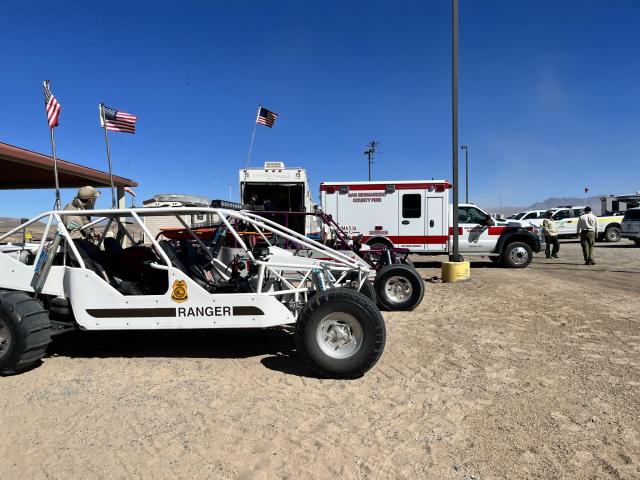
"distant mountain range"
482,195,603,217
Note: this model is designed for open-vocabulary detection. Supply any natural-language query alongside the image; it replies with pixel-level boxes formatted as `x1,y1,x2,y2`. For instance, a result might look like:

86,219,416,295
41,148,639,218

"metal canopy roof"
0,141,137,190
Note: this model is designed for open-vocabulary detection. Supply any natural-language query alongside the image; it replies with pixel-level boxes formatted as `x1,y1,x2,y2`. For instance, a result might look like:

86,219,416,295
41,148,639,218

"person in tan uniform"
63,186,101,240
63,186,110,282
577,206,598,265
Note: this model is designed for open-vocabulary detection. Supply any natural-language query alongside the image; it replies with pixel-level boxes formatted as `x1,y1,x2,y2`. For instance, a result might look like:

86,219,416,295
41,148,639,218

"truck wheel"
0,290,52,375
374,264,425,311
502,242,533,268
604,226,621,242
295,289,385,379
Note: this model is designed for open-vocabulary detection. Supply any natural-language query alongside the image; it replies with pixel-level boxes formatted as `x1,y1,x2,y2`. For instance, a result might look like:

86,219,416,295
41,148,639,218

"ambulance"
320,180,545,268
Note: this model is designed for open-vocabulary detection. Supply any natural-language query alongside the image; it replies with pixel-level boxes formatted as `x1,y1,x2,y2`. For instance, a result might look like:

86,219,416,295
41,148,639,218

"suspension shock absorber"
312,268,327,292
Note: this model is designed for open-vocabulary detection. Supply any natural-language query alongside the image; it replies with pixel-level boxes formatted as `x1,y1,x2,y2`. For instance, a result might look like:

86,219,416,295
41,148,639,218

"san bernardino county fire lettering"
349,191,386,203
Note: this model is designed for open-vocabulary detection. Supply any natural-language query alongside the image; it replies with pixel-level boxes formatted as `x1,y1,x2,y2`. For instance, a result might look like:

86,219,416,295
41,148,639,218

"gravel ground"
1,239,639,479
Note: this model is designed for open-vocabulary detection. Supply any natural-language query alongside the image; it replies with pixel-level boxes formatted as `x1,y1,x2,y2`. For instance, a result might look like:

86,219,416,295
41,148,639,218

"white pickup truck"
530,206,624,242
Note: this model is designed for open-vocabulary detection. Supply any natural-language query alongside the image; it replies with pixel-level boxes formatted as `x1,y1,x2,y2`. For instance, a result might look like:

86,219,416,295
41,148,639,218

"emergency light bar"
210,199,250,210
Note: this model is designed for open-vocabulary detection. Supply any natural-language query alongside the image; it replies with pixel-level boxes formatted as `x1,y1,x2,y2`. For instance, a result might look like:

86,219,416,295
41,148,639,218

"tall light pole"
451,0,460,262
460,145,468,203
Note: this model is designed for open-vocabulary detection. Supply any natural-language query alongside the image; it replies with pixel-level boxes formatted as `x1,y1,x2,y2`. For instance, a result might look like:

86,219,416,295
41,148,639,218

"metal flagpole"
100,103,117,208
246,105,261,168
50,127,61,210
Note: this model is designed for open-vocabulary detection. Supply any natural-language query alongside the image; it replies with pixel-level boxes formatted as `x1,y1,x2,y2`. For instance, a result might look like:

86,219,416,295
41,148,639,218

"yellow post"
441,261,470,283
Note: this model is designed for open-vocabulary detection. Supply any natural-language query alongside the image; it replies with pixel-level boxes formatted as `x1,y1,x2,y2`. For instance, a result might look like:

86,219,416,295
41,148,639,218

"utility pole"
364,141,379,181
451,0,461,262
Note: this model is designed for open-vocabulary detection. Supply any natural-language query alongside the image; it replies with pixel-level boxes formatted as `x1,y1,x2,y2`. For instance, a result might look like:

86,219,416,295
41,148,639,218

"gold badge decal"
171,280,188,303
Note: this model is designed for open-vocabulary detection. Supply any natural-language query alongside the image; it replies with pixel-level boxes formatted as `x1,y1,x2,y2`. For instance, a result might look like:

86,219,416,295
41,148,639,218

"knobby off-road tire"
400,257,415,268
356,280,377,305
374,263,425,311
0,290,52,375
502,242,533,268
604,226,621,243
295,289,385,379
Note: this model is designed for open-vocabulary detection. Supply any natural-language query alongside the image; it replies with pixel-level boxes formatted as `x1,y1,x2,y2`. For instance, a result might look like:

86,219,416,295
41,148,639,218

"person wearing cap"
541,210,559,258
63,186,101,241
577,206,598,265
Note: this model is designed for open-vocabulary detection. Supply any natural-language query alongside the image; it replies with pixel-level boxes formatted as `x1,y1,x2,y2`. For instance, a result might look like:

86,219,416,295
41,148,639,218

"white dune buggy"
0,203,385,378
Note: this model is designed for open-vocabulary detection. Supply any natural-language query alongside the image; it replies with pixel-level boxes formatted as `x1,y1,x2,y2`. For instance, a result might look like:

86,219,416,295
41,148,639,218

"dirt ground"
1,240,639,479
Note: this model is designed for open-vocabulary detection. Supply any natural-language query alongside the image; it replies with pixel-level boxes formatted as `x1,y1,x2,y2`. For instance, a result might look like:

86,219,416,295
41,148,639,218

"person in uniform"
541,210,559,258
576,206,598,265
63,186,110,282
63,186,101,240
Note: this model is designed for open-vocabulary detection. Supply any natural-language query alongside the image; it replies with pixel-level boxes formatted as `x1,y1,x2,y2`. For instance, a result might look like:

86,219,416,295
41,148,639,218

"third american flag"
256,107,278,128
100,104,137,134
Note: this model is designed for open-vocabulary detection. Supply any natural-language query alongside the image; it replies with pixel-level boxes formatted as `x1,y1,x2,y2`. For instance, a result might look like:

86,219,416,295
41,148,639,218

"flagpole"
44,81,61,210
100,103,117,208
246,105,261,168
50,127,61,210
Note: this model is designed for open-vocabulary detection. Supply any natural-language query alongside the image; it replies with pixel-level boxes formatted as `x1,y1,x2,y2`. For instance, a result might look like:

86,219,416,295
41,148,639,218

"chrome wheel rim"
0,318,11,358
317,312,363,359
509,247,529,265
608,230,620,241
384,276,413,303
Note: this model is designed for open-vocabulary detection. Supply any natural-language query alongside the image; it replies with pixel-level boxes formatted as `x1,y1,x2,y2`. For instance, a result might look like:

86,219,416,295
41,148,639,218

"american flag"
256,106,278,128
43,81,61,129
100,104,137,134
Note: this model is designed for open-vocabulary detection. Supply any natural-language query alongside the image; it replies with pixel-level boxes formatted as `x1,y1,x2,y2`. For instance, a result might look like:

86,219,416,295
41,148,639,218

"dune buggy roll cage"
0,207,370,302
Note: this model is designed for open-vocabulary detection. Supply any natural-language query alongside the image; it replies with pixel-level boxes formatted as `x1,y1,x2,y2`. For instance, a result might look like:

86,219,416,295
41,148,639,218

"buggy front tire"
295,289,385,379
357,280,377,305
0,290,52,375
374,263,425,311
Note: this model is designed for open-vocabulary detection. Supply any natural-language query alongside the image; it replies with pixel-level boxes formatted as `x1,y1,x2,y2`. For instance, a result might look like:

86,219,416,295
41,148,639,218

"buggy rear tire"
374,264,425,311
0,290,52,375
295,289,385,379
400,257,415,268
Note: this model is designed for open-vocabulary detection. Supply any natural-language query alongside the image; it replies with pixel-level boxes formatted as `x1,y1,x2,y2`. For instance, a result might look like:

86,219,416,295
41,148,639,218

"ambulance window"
553,210,570,220
402,194,421,218
572,208,584,217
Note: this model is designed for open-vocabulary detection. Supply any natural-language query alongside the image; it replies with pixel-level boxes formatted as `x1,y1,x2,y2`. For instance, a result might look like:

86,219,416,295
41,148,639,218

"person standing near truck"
577,206,598,265
541,210,559,258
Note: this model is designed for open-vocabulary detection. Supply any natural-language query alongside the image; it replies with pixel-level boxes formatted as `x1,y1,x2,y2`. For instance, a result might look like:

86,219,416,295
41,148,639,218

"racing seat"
158,240,216,292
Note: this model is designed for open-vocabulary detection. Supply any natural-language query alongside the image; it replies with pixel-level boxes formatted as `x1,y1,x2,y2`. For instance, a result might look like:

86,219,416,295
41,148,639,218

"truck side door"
553,209,573,235
457,206,493,253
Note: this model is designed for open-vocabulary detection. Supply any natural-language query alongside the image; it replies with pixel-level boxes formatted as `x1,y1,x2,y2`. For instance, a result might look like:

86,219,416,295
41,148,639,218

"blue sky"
1,0,639,217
